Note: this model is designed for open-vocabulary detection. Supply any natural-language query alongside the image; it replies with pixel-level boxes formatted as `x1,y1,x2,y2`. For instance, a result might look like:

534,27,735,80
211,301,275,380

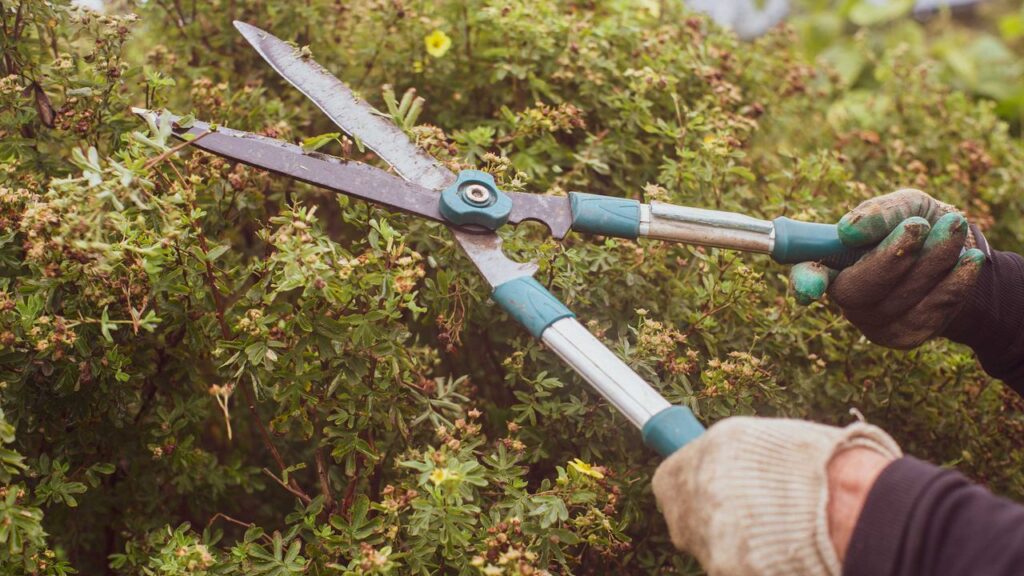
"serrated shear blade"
233,21,453,190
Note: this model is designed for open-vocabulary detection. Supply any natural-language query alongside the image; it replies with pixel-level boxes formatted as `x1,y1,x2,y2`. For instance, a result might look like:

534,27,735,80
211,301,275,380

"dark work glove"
790,189,988,349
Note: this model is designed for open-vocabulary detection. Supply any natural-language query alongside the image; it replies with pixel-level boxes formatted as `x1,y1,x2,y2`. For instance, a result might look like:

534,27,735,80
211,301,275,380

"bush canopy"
1,0,1023,574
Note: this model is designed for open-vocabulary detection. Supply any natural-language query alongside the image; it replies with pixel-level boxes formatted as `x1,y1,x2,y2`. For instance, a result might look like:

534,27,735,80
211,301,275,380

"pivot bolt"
438,169,511,230
461,183,493,206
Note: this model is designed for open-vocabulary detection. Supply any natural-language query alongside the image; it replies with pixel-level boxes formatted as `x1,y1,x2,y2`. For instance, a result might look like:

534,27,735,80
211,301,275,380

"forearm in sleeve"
843,457,1024,576
943,249,1024,394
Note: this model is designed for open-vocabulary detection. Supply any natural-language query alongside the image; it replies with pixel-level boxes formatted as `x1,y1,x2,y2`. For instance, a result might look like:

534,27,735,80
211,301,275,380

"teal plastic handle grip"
642,406,705,456
569,192,641,238
771,217,869,269
492,276,575,338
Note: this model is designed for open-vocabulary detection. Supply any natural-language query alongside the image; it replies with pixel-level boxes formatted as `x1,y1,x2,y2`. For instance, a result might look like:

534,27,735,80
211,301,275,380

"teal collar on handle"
642,405,705,457
772,217,867,270
568,192,641,238
492,276,574,338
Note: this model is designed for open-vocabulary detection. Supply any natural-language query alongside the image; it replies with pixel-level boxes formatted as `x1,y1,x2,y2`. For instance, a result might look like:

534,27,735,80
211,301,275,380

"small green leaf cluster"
1,1,1023,574
791,0,1024,124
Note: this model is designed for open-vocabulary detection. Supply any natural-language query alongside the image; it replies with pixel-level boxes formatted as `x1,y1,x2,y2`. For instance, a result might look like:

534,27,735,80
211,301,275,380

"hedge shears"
134,22,865,457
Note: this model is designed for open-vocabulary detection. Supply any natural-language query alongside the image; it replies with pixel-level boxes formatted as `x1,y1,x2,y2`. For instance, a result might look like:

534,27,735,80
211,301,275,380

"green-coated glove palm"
791,189,987,349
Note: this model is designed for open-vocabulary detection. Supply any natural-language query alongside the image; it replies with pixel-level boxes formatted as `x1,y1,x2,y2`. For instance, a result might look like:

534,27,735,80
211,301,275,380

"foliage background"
1,0,1023,574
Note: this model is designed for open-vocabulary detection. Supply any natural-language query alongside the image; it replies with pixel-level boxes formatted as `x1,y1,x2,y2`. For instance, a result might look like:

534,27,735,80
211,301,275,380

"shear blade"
233,21,573,239
142,111,449,225
233,20,453,191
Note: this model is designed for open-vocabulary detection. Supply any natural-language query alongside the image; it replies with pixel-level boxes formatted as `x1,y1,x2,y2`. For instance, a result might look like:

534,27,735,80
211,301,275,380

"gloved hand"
790,189,988,349
652,417,901,576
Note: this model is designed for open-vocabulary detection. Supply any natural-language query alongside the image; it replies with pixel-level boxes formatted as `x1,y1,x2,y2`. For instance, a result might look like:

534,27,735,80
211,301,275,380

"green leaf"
245,342,268,364
301,132,341,152
848,0,913,27
819,41,867,87
204,243,230,262
284,540,300,564
726,165,757,183
100,306,118,343
281,463,306,484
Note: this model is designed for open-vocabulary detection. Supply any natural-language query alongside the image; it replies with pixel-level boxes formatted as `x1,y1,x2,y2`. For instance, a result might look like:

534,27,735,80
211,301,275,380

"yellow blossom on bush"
424,30,452,58
568,458,604,479
429,467,450,485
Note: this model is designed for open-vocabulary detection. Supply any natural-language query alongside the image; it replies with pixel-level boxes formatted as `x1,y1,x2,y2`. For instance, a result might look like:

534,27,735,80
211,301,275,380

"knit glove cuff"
652,417,902,576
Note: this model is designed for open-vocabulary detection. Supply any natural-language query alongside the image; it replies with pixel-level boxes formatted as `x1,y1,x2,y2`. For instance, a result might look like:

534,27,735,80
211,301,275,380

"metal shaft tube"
540,317,672,428
639,202,775,254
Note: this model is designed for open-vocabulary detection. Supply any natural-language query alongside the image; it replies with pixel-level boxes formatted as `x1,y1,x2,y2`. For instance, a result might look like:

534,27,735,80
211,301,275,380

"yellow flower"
639,0,661,18
424,30,452,58
429,467,449,485
568,458,604,480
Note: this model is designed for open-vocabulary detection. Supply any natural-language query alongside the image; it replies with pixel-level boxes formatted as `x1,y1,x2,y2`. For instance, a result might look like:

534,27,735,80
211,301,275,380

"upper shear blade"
233,20,453,191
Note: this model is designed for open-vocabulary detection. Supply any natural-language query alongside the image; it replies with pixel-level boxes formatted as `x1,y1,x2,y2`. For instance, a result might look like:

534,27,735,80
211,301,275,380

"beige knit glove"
652,417,902,576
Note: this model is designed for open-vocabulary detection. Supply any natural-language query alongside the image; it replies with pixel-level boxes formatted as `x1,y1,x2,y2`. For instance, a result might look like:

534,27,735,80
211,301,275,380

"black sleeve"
942,248,1024,394
843,457,1024,576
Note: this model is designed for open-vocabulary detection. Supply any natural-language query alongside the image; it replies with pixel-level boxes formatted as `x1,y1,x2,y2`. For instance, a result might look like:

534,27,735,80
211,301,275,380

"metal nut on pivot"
462,183,493,206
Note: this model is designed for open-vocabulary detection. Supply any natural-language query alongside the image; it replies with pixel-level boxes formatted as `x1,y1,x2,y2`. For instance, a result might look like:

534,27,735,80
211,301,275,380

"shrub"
1,0,1022,574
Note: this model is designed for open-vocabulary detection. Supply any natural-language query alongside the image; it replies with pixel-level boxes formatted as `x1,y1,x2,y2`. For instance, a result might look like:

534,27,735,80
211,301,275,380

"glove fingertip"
790,262,833,305
835,209,919,247
921,212,967,252
957,248,987,271
836,212,883,247
876,216,931,252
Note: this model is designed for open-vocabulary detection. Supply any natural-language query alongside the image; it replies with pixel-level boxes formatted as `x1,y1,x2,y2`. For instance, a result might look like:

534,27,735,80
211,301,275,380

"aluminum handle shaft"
541,317,672,428
639,202,775,254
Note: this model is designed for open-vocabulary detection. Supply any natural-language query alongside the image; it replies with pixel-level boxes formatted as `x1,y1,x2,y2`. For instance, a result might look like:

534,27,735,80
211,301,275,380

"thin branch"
153,0,186,32
143,131,210,170
12,1,25,40
310,400,334,512
194,223,231,340
355,11,404,89
263,467,312,505
175,161,313,504
684,292,743,338
314,445,333,511
247,386,312,503
170,0,189,27
206,513,273,543
340,455,362,517
212,383,234,441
